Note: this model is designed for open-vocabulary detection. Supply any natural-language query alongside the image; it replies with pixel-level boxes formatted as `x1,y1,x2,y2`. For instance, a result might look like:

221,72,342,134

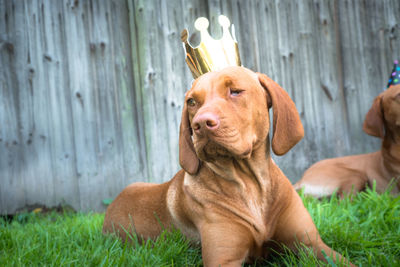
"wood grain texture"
0,0,399,213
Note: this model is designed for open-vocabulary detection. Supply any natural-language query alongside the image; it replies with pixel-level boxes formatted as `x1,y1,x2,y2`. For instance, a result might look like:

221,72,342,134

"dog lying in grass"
295,84,400,198
103,67,354,266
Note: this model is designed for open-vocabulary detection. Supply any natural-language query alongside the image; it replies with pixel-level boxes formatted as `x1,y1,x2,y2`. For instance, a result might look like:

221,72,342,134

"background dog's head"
179,66,304,175
363,84,400,138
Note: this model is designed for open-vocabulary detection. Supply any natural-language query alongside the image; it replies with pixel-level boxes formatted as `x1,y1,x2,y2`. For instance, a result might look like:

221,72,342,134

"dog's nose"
192,112,220,133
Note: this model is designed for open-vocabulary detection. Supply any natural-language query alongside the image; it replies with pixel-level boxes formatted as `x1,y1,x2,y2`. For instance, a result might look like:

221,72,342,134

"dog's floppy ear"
257,73,304,155
363,94,384,138
179,100,200,175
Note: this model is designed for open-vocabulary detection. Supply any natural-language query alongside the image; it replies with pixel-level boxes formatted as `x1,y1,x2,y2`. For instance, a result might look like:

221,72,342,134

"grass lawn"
1,187,399,266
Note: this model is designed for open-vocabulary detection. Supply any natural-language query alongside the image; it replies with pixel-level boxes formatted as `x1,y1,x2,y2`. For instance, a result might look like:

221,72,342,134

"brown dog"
103,66,353,266
295,85,400,197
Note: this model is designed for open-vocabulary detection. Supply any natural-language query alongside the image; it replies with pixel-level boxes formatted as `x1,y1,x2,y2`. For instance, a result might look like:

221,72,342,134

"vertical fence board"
110,0,146,191
0,1,27,213
37,1,79,209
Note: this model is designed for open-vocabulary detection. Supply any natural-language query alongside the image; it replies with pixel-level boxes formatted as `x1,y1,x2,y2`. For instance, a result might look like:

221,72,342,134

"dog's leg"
338,175,368,197
199,222,254,267
295,155,372,198
295,168,368,198
274,189,355,266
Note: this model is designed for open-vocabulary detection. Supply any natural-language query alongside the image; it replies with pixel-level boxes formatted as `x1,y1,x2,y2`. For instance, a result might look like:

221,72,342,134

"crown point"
218,15,230,28
195,17,209,31
181,29,189,43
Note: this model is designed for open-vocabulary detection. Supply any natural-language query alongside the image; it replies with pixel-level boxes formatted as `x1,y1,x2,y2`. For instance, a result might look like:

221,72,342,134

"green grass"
1,187,399,266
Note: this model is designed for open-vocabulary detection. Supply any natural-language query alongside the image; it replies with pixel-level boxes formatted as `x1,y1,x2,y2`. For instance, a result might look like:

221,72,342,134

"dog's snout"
192,112,220,133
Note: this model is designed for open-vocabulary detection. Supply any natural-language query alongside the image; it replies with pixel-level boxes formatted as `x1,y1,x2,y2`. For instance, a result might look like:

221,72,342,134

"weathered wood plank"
113,0,147,192
132,0,173,183
60,0,103,211
0,1,27,213
33,0,79,209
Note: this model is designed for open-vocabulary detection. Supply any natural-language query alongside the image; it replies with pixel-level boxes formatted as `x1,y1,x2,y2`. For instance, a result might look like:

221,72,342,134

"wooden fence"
1,0,399,213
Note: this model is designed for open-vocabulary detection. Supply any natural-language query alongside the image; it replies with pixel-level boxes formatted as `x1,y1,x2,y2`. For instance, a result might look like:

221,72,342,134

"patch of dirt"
1,204,76,224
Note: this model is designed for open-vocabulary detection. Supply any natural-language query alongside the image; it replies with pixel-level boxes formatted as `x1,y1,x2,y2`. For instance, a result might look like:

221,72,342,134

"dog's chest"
166,179,201,242
180,172,272,241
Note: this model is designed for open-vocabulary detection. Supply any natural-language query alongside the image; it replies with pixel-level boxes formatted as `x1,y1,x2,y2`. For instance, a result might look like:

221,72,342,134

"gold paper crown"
181,15,241,78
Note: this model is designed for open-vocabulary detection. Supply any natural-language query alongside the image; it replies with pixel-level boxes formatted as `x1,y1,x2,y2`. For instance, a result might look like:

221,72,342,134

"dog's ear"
179,100,200,175
363,94,384,138
257,73,304,155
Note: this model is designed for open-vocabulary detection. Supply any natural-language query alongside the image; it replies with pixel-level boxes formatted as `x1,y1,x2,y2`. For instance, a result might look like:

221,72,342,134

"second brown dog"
295,85,400,197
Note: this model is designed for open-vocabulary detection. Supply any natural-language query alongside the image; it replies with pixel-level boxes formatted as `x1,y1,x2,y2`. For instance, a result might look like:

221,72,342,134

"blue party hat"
387,60,400,88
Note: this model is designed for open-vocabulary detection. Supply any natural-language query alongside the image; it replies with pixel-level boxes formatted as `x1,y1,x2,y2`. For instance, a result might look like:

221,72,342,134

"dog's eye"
187,98,197,107
230,88,243,96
